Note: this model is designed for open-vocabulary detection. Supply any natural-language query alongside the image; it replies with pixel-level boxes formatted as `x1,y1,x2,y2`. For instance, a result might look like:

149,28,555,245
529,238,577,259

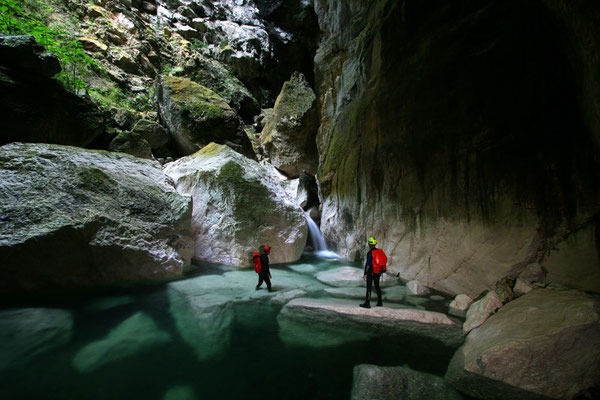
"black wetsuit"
364,248,382,304
257,253,271,290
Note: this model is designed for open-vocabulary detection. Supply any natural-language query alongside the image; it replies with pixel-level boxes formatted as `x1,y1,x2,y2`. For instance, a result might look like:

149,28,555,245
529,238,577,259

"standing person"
360,237,387,308
255,245,272,291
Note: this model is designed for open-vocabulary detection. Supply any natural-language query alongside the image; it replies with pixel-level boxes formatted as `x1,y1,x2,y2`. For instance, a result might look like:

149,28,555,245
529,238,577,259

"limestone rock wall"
313,0,600,297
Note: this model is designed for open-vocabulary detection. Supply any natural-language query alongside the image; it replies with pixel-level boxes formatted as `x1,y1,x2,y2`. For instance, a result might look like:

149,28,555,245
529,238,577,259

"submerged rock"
0,308,73,372
278,297,464,348
163,142,307,266
446,289,600,400
73,312,171,373
0,142,194,295
351,364,463,400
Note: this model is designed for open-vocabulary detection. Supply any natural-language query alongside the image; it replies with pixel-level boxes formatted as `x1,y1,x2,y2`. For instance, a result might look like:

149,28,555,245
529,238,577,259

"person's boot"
359,301,370,309
376,299,383,307
255,285,260,290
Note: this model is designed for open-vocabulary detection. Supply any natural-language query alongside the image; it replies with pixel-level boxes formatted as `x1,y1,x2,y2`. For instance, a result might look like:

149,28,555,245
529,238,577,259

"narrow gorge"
1,0,599,399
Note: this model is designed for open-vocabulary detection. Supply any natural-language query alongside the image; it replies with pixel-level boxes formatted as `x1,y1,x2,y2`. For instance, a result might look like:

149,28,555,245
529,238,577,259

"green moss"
77,168,115,192
216,161,276,238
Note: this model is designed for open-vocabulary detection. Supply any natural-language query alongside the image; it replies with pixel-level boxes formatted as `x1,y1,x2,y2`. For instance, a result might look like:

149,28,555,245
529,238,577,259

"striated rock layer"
313,0,600,297
0,142,194,295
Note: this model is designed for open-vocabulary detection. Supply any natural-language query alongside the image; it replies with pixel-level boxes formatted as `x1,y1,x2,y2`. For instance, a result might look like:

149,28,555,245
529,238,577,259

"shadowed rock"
446,289,600,400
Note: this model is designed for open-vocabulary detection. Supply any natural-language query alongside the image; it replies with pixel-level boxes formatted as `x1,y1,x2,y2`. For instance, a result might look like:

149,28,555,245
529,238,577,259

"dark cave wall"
314,0,600,296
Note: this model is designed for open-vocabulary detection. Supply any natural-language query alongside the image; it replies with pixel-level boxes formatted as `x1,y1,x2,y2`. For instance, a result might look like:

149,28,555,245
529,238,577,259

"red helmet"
264,246,271,253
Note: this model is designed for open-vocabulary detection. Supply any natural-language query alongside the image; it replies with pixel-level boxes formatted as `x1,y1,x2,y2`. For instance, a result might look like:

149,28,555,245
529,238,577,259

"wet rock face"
446,289,600,399
163,142,308,266
0,35,105,148
0,143,194,295
314,0,600,296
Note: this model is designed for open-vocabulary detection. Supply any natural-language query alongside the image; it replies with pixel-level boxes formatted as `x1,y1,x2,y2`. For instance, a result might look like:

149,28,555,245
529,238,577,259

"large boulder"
446,289,600,399
351,364,463,400
163,142,308,266
0,142,194,295
154,75,253,158
278,297,464,348
260,72,319,177
313,0,600,297
0,35,105,147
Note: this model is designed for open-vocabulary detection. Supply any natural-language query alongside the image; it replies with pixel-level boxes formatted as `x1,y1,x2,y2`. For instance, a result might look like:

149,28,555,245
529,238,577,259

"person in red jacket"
360,237,385,308
255,245,272,291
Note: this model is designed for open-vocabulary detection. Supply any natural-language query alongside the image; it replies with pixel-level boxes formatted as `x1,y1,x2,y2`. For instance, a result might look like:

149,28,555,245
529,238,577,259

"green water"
0,253,461,400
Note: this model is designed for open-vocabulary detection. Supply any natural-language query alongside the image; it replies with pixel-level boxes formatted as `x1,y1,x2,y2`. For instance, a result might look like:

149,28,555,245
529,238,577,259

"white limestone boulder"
316,267,401,288
446,289,600,400
0,142,194,295
164,143,308,266
448,294,473,318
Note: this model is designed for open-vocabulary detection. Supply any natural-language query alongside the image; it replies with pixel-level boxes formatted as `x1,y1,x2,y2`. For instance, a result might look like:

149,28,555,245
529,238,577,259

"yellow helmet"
368,237,377,245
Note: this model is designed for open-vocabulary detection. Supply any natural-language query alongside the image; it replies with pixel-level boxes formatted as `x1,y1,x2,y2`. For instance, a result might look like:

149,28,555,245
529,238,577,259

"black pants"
365,272,382,303
257,271,271,290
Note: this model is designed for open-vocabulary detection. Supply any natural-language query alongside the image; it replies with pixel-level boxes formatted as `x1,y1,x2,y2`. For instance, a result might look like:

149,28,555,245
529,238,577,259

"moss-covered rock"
0,142,194,295
260,72,319,177
108,130,153,159
154,75,254,158
163,142,307,266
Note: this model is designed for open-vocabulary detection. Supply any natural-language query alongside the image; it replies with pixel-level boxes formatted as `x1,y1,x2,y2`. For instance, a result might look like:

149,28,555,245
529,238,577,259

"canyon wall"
314,0,600,297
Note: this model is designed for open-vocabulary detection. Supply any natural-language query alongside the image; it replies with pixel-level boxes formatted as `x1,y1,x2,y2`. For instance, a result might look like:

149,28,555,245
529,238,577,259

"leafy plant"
0,0,97,92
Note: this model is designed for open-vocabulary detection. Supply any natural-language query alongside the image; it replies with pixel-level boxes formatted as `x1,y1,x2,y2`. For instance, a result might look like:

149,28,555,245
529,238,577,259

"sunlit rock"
0,143,194,294
446,289,600,400
73,312,171,373
260,72,319,177
0,308,73,372
163,143,307,266
278,297,464,348
154,75,253,157
352,364,463,400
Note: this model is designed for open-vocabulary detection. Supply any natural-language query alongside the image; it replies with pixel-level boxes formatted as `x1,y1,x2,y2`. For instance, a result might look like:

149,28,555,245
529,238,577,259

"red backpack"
253,253,262,273
372,249,387,274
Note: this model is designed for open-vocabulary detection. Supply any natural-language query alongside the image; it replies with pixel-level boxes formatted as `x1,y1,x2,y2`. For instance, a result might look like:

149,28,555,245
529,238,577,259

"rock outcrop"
0,35,105,148
0,142,194,295
278,297,464,348
154,75,254,158
446,289,600,399
313,0,600,297
260,72,319,177
163,143,307,266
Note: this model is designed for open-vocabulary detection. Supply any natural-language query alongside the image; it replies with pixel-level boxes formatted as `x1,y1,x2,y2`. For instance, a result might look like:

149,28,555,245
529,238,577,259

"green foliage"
89,86,154,112
0,0,96,92
190,38,207,50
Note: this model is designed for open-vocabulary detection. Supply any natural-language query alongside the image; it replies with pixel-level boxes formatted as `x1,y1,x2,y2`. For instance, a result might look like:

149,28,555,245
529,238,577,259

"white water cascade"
304,212,340,258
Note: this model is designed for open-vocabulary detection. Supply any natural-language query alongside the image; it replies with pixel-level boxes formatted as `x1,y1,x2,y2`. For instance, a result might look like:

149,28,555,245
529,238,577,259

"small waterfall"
304,212,340,258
